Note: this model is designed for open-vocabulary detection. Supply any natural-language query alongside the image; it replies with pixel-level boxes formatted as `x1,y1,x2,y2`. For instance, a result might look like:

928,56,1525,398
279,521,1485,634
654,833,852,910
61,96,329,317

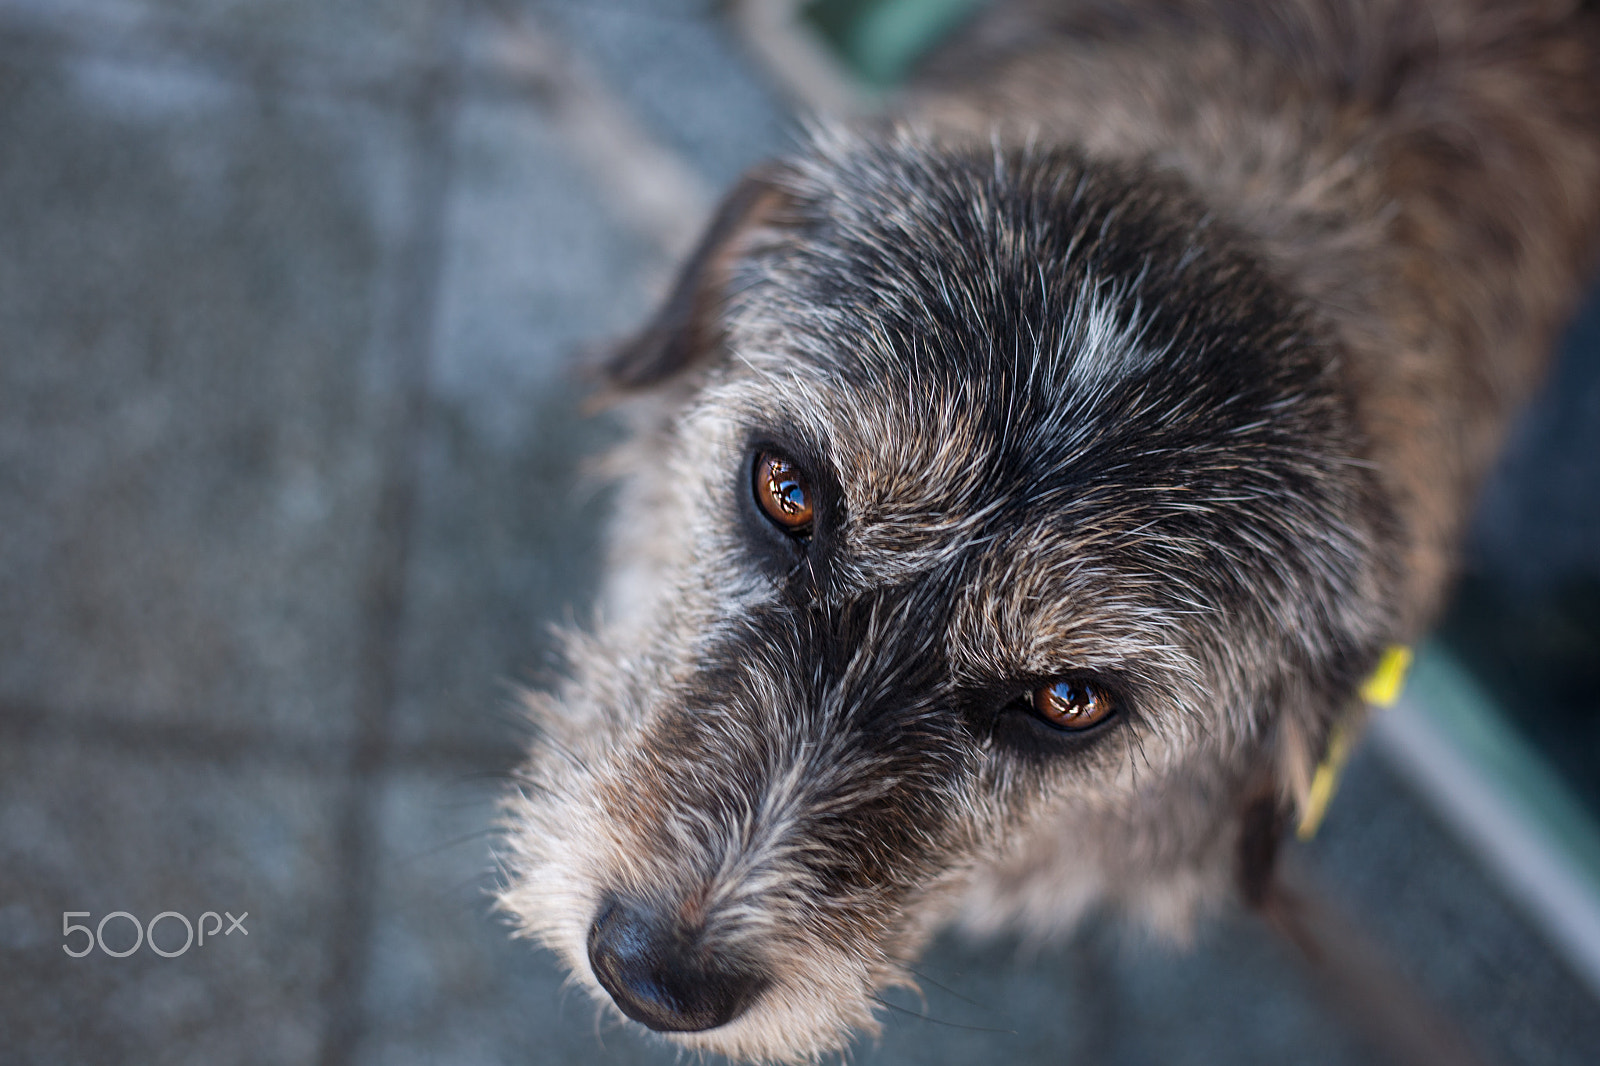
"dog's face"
500,132,1397,1062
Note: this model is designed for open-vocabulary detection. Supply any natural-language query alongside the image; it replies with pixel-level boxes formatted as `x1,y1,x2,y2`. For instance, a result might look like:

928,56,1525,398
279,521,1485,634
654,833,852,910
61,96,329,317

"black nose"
587,897,766,1032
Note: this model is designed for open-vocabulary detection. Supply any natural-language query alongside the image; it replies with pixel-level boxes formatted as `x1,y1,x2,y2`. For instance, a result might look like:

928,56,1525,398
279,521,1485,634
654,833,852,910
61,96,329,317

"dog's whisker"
886,960,998,1014
527,731,595,776
868,994,1017,1035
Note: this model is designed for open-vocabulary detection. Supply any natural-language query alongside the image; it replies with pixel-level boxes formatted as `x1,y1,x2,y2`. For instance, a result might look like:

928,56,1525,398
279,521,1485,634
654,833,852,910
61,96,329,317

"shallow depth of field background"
1,2,1597,1064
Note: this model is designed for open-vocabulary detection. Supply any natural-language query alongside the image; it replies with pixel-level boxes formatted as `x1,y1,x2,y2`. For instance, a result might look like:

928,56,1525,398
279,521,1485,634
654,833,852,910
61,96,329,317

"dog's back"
916,0,1600,631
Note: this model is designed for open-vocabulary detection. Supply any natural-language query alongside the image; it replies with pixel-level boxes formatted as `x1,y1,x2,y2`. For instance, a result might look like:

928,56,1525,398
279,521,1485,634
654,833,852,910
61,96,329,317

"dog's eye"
754,451,814,535
1029,680,1114,731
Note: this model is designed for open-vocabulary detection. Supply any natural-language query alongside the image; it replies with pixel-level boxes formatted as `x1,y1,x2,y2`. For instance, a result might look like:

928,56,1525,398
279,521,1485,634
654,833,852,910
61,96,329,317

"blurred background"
1,1,1597,1064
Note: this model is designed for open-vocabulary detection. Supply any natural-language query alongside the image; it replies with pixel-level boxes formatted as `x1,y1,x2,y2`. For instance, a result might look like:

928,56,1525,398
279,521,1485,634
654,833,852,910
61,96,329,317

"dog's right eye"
753,451,815,537
1026,679,1115,732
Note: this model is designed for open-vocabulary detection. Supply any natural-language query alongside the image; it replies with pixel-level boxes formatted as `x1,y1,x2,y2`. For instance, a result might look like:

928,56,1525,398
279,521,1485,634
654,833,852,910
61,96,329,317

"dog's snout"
586,897,766,1033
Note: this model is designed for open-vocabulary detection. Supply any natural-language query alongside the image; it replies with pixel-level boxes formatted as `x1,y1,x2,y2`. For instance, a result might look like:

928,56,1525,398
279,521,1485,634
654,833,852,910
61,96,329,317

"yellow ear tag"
1296,645,1412,840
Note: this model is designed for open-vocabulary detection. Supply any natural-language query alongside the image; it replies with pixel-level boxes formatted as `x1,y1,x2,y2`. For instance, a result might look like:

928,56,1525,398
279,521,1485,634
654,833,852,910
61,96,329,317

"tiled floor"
1,2,1596,1064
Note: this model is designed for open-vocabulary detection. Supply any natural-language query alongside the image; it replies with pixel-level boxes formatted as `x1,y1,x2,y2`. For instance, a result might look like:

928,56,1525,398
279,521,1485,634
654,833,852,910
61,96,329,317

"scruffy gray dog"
499,1,1600,1060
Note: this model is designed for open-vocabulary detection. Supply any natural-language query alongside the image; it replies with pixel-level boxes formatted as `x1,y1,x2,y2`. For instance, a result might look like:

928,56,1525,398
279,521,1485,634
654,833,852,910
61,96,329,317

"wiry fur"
498,2,1600,1061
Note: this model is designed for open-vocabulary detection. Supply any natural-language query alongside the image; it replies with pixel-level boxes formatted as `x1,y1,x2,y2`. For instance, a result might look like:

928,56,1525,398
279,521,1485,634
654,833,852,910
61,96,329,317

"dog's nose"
587,896,766,1032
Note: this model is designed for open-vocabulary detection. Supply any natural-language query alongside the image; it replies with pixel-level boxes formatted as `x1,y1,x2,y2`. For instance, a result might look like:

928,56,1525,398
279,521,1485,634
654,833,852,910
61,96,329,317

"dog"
497,1,1600,1060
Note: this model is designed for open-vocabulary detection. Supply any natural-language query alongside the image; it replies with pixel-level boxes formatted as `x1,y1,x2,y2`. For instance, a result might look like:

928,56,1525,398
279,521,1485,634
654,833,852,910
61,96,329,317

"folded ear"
603,165,791,391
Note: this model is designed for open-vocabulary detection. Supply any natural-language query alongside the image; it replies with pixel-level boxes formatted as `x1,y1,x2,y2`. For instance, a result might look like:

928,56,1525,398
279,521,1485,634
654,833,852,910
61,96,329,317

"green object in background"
1387,642,1600,993
802,0,988,86
1408,642,1600,902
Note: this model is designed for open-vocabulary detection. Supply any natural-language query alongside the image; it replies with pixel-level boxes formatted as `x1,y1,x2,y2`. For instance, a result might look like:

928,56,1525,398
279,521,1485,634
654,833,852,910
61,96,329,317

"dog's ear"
602,166,792,392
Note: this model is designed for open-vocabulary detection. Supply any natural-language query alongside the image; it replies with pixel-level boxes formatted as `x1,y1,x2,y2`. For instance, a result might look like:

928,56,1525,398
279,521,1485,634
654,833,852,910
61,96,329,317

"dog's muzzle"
587,896,770,1032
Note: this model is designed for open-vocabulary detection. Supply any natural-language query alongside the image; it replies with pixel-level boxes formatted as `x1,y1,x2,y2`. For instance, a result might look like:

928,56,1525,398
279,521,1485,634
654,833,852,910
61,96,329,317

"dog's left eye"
1028,680,1115,731
753,450,815,536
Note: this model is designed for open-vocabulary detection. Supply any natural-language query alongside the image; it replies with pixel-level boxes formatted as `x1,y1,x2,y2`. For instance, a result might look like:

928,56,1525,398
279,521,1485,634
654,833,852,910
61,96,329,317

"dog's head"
499,129,1398,1062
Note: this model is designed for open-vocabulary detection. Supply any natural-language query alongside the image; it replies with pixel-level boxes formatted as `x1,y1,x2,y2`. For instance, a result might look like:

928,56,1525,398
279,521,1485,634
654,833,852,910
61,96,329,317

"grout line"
0,702,525,774
0,3,717,271
471,3,711,264
0,8,435,110
0,1,712,261
311,20,464,1066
